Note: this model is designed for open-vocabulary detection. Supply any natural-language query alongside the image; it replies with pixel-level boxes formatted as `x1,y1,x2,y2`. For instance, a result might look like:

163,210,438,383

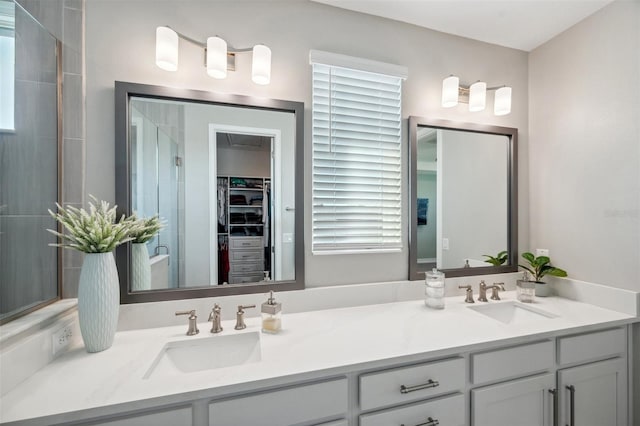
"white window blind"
312,62,403,252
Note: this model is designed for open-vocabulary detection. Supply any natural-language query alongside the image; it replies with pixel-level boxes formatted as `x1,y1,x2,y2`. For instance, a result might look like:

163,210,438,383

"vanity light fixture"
441,75,512,115
155,26,271,85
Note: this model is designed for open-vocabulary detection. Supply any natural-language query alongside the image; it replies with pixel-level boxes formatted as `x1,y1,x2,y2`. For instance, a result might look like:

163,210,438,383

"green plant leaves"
483,250,508,266
519,251,567,282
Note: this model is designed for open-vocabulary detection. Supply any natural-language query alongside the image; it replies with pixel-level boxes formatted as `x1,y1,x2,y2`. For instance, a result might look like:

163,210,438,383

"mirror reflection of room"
416,126,509,270
129,96,295,292
215,133,273,285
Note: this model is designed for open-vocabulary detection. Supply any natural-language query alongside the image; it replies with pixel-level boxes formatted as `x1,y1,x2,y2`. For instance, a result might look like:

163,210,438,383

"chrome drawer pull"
401,416,439,426
400,379,439,394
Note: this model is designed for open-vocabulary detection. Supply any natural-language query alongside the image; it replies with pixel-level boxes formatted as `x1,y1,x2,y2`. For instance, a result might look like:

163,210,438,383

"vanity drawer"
230,236,263,249
229,249,263,262
471,340,554,385
557,327,626,366
209,377,348,426
230,261,263,273
82,406,192,426
359,357,464,411
359,393,465,426
228,272,264,284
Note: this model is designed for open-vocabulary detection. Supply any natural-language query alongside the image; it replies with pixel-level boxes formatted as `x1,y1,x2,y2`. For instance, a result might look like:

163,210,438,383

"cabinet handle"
565,385,575,426
400,379,439,394
549,388,558,426
400,417,439,426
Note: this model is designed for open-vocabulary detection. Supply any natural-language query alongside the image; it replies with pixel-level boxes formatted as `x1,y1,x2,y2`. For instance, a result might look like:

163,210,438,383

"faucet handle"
237,304,256,313
490,282,506,300
234,305,256,330
175,309,199,335
458,285,475,303
175,309,196,319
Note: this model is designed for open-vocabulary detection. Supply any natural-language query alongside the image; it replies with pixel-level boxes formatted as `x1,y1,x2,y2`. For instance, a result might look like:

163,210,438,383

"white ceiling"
311,0,614,51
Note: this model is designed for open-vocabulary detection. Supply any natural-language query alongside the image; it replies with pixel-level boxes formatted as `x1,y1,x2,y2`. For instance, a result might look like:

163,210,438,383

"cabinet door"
472,373,555,426
558,358,627,426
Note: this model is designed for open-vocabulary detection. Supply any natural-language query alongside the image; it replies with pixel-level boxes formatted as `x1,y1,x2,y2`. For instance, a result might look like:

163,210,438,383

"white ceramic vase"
534,281,551,297
131,243,151,291
77,252,120,353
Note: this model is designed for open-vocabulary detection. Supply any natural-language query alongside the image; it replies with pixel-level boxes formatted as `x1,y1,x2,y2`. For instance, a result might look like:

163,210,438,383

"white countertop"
0,292,637,424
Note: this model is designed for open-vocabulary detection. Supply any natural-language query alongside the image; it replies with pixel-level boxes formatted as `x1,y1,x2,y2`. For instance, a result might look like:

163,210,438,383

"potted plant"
48,196,137,353
483,250,508,266
129,214,163,291
518,252,567,297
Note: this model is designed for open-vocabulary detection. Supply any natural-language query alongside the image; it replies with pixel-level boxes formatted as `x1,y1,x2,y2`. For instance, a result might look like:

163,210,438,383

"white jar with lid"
425,268,445,309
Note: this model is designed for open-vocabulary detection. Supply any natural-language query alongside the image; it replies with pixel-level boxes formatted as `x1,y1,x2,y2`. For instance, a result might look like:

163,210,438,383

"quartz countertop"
1,292,637,424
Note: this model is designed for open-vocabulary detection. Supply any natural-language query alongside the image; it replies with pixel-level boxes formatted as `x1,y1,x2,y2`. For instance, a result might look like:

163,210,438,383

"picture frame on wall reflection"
417,198,429,226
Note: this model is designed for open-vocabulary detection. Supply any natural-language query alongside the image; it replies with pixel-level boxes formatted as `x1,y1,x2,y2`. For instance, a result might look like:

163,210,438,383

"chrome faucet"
175,309,199,335
208,304,223,334
458,285,475,303
478,281,506,302
154,244,170,264
234,304,256,330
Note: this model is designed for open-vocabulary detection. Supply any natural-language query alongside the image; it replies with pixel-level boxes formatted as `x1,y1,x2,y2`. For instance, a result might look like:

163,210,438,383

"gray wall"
529,0,640,291
85,0,529,287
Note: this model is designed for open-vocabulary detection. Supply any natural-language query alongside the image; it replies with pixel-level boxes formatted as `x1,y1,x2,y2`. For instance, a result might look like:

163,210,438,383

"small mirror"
409,117,518,279
116,82,304,303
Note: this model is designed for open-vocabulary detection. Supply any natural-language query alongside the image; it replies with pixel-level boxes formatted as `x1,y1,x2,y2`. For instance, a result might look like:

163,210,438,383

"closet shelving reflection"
217,176,272,284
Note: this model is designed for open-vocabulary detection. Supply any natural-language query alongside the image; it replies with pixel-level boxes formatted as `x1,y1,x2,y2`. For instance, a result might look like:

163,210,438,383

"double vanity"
1,281,636,426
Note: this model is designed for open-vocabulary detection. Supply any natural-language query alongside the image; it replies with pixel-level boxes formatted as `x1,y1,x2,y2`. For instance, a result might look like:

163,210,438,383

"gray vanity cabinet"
557,358,627,426
472,373,555,426
471,327,629,426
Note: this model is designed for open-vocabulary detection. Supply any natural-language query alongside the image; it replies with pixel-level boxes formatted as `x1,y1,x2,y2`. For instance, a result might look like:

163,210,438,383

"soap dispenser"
261,291,282,334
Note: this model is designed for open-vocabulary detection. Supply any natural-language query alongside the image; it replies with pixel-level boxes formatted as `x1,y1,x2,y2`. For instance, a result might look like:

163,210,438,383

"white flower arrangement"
48,196,138,253
129,213,164,244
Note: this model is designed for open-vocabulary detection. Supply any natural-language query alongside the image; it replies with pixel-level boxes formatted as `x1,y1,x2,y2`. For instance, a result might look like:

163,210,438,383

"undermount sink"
143,331,261,379
468,301,558,325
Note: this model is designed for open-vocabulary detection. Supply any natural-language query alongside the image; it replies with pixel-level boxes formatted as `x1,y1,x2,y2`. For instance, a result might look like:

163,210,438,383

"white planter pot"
77,252,120,353
131,243,151,291
534,282,551,297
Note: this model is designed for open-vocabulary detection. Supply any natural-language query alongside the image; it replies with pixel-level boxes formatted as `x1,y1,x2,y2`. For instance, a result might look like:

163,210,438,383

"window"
310,51,407,253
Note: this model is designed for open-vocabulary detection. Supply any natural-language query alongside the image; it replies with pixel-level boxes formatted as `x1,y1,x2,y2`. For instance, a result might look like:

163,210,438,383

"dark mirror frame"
408,116,518,280
115,81,305,303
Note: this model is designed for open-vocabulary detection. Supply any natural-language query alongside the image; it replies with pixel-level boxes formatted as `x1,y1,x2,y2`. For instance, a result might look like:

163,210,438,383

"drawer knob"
399,379,439,394
401,416,439,426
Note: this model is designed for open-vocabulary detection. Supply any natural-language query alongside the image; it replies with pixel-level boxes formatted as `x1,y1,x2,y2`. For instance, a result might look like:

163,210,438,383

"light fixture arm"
165,26,254,54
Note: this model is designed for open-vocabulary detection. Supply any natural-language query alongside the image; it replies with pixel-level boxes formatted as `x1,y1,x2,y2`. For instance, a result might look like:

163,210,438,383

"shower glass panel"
130,102,183,289
0,1,60,323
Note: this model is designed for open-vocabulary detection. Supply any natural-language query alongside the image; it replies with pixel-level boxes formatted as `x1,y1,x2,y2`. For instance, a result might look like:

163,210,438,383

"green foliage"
519,252,567,282
48,196,138,253
483,250,508,266
129,213,163,244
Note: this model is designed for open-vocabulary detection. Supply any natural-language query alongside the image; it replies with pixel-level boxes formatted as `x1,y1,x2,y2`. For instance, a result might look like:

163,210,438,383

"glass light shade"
252,44,271,85
155,27,178,71
441,75,459,107
206,36,227,79
494,86,512,116
469,81,487,112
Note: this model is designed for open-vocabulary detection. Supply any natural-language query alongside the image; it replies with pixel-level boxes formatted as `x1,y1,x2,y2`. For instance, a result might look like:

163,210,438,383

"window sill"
312,248,402,256
0,299,78,347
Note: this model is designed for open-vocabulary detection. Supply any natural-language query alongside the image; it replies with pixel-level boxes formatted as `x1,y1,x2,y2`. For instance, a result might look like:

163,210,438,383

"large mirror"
409,117,518,279
115,82,304,303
